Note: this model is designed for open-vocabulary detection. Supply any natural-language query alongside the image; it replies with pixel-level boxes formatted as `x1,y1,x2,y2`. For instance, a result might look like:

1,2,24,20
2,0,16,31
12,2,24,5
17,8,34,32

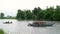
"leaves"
16,6,60,21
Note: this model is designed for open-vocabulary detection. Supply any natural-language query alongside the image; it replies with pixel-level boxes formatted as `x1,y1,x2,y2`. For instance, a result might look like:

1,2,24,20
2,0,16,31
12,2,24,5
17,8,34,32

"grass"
0,29,4,34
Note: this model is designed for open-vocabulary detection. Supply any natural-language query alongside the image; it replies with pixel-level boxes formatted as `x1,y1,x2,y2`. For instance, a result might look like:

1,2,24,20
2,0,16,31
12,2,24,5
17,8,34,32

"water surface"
0,19,60,34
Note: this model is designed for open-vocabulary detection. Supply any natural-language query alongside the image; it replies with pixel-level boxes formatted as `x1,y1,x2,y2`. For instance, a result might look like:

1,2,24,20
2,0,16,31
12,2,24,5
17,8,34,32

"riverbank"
0,19,60,22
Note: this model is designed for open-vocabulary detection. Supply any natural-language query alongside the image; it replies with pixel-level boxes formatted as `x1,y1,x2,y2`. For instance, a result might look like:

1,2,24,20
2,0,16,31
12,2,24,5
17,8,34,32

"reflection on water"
0,19,60,34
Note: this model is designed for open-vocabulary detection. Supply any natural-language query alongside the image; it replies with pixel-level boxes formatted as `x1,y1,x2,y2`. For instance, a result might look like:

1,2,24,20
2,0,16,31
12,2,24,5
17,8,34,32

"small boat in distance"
28,21,55,27
3,21,12,24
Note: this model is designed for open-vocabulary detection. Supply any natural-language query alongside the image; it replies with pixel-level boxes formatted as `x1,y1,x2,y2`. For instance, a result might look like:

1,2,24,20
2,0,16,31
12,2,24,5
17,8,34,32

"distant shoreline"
0,19,60,21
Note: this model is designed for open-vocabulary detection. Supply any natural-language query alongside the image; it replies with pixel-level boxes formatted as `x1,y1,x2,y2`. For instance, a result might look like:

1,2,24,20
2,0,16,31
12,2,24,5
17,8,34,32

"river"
0,19,60,34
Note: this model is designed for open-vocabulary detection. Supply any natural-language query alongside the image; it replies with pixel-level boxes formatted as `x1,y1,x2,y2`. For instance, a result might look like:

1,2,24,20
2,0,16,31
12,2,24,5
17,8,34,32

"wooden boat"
28,21,55,27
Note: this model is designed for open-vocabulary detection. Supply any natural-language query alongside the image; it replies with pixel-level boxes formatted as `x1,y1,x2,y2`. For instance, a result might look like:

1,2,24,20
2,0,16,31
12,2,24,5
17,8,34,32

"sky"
0,0,60,17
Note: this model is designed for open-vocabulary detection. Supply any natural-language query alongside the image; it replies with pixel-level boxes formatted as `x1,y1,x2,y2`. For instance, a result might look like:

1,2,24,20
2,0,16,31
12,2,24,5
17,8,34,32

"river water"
0,19,60,34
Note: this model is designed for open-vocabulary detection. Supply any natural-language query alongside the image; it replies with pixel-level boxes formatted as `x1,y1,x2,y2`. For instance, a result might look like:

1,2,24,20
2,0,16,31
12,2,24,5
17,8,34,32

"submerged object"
28,21,55,27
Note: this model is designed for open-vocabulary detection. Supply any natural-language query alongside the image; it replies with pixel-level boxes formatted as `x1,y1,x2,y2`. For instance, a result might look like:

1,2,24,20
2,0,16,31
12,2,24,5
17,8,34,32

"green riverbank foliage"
0,29,4,34
16,6,60,21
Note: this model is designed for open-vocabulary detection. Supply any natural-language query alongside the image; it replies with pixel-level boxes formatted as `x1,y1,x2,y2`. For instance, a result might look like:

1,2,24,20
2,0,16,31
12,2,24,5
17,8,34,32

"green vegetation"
0,13,4,19
0,6,60,21
16,6,60,21
0,29,4,34
16,10,25,20
0,13,15,19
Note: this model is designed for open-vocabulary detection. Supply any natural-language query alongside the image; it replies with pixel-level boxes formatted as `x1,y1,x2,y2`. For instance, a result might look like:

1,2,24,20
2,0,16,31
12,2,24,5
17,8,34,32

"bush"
0,29,4,34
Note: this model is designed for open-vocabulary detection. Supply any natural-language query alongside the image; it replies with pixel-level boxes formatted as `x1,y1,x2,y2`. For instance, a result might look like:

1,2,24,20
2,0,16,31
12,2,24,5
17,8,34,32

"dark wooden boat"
28,22,55,27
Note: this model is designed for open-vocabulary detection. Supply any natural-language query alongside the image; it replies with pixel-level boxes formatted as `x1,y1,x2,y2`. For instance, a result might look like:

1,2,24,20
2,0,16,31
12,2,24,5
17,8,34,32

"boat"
3,21,12,24
28,21,55,27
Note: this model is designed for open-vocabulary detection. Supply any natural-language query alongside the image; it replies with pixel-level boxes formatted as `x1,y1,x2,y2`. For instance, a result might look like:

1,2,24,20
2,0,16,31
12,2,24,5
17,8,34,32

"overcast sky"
0,0,60,16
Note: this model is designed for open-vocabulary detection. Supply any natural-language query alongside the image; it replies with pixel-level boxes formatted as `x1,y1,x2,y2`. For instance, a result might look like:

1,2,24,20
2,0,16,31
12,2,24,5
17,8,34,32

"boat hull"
28,23,54,27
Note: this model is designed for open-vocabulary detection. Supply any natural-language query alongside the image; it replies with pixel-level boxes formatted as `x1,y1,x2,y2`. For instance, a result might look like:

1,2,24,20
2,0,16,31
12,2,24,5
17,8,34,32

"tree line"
0,13,15,19
16,6,60,21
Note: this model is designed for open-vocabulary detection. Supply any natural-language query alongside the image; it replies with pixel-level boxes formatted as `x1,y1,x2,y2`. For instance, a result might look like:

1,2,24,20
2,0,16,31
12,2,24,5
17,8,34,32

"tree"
32,7,41,16
44,7,54,20
32,7,42,20
24,10,33,20
53,6,60,21
16,6,60,21
0,13,4,19
16,9,25,20
37,10,46,20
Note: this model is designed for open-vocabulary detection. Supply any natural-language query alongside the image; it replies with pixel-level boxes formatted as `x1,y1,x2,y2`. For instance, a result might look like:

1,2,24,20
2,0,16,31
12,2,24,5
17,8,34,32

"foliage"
16,9,25,20
15,5,60,21
53,6,60,21
0,13,4,19
25,10,33,20
0,29,4,34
